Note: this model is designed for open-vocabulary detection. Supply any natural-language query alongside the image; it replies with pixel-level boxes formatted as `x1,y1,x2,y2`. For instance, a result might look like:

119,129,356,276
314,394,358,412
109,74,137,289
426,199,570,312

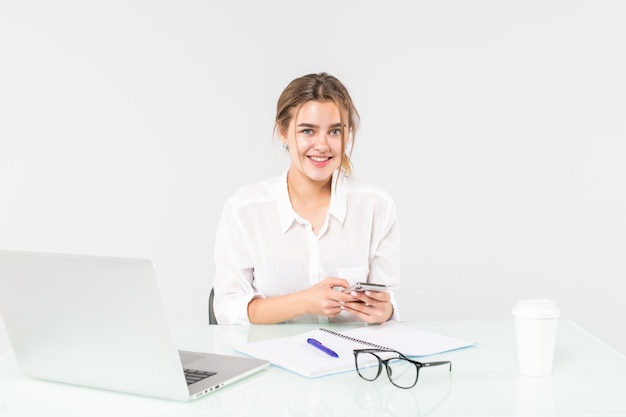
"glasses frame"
353,348,452,389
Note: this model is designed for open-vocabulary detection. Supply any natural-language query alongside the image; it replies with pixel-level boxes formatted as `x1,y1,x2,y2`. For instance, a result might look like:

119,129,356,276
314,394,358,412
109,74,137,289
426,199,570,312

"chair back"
208,287,217,324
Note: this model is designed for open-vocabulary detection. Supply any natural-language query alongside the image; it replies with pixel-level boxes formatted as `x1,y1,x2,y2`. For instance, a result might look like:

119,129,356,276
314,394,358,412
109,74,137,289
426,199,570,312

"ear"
277,127,288,144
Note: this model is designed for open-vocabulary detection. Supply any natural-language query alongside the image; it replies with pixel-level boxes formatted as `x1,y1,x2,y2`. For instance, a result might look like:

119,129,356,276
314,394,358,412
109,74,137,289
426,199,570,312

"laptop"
0,250,269,401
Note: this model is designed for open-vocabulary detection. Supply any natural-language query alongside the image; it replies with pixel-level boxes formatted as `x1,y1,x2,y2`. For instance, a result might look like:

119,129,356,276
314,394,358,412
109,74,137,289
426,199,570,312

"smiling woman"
212,73,401,325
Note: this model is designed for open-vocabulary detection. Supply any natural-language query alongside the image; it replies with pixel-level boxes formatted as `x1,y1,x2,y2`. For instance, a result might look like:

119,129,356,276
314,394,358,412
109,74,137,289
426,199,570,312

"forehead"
294,100,342,124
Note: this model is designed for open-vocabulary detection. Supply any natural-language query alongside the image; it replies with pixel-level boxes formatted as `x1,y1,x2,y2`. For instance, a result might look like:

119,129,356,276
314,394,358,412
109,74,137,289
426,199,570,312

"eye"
300,128,314,135
329,129,342,136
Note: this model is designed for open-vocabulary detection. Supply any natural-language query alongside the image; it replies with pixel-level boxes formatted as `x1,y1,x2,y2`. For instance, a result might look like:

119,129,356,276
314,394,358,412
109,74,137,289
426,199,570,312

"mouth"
308,156,332,163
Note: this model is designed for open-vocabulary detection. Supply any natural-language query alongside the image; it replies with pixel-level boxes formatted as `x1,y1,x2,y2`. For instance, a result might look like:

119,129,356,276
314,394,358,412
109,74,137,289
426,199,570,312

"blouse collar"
278,169,347,234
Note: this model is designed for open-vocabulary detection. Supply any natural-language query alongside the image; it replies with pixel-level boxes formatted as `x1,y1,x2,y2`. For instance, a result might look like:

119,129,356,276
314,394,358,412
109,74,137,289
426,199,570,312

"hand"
342,290,393,324
302,278,355,318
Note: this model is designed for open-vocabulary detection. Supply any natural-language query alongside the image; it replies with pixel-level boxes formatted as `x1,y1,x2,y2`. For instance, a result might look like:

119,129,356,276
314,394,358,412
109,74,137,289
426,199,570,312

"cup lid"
512,299,560,319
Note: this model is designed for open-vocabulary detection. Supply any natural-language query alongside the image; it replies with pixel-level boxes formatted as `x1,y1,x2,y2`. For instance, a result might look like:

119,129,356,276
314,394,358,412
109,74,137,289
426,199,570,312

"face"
280,100,344,186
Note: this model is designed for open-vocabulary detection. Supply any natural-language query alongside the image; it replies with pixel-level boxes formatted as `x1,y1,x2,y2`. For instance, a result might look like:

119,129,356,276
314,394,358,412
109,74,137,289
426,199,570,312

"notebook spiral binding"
319,328,393,350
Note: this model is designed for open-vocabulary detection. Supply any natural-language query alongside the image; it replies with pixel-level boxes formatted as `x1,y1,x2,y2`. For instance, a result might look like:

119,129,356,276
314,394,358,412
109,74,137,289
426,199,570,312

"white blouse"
213,170,401,324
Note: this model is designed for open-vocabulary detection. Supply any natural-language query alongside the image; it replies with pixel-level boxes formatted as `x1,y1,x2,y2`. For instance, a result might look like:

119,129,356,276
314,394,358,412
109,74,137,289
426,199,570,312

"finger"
363,290,390,302
348,290,379,304
344,300,374,314
323,277,350,290
343,305,380,323
352,302,391,323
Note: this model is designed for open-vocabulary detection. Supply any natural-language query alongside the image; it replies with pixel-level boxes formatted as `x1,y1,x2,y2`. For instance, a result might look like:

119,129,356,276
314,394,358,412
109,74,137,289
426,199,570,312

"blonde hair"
274,72,360,176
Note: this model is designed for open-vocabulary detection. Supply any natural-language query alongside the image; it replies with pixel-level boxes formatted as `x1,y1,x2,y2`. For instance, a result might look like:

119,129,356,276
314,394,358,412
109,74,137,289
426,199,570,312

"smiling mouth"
308,156,331,162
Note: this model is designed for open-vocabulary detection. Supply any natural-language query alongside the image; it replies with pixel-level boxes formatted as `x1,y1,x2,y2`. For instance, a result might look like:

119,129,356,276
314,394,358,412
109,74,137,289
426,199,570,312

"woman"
213,72,400,324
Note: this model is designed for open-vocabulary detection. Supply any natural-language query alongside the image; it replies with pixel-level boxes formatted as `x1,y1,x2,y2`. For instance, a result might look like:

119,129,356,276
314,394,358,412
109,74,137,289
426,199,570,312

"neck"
286,171,332,207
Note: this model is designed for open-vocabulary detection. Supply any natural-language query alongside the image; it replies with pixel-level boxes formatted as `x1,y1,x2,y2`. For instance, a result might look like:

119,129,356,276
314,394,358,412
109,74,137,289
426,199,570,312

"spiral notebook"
236,321,476,378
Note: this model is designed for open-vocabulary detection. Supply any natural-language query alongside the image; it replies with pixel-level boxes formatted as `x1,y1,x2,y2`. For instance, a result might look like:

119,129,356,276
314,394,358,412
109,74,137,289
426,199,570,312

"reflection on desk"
1,319,626,417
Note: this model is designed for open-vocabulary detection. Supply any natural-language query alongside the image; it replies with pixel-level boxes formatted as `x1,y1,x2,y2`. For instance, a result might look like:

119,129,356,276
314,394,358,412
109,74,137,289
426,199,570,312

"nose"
313,132,330,151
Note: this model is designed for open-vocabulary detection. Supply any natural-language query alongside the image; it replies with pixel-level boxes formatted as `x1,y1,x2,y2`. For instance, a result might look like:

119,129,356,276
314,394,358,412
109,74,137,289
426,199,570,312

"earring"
282,143,289,151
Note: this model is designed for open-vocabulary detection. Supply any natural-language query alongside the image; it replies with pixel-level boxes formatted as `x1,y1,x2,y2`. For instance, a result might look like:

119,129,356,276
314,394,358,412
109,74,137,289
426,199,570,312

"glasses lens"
387,358,418,388
355,351,381,381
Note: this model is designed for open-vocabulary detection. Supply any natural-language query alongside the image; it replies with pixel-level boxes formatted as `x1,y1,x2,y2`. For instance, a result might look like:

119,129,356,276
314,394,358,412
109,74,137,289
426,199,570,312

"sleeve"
213,198,262,324
368,197,402,320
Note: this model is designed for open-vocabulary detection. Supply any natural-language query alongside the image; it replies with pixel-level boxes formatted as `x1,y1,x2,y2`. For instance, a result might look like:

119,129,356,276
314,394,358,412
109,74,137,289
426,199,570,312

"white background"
1,1,625,355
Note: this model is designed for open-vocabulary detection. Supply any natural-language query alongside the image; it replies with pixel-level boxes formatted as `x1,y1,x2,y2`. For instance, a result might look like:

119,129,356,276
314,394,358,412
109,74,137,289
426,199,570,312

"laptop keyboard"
184,368,217,385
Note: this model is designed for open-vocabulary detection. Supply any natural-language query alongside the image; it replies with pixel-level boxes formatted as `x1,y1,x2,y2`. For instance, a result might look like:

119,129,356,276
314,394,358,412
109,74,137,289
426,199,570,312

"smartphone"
342,282,389,293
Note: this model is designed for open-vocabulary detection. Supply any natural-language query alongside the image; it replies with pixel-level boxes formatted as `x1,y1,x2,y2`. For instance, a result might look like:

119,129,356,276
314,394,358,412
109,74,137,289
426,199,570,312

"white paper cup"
512,299,560,377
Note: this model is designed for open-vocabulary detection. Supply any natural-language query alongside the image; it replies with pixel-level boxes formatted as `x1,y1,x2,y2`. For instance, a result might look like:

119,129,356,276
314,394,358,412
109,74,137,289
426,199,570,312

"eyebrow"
296,122,344,128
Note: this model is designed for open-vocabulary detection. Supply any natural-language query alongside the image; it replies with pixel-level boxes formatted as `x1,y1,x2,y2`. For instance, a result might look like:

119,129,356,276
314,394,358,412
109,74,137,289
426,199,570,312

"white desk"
1,319,625,416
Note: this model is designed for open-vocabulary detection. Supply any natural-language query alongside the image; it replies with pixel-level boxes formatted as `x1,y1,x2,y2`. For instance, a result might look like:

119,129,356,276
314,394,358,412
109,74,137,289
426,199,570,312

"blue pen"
307,338,339,358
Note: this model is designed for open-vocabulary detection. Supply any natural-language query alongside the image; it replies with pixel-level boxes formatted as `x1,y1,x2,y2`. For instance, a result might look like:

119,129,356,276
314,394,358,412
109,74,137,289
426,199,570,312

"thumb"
323,277,350,289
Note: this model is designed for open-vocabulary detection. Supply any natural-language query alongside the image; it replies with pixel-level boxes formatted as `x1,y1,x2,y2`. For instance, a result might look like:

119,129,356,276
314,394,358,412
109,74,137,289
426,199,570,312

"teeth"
310,156,329,162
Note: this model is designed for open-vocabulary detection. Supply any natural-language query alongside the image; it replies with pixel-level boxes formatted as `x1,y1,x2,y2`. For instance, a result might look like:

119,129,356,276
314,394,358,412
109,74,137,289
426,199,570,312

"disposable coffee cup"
512,299,560,376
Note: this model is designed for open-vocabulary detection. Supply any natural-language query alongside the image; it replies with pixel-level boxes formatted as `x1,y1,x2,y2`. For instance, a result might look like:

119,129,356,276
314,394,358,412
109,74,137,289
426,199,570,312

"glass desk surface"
1,319,625,417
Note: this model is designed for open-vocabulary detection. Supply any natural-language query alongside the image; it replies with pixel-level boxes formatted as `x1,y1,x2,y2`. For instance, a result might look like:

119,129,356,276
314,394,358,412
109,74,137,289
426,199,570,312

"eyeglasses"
353,349,452,389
